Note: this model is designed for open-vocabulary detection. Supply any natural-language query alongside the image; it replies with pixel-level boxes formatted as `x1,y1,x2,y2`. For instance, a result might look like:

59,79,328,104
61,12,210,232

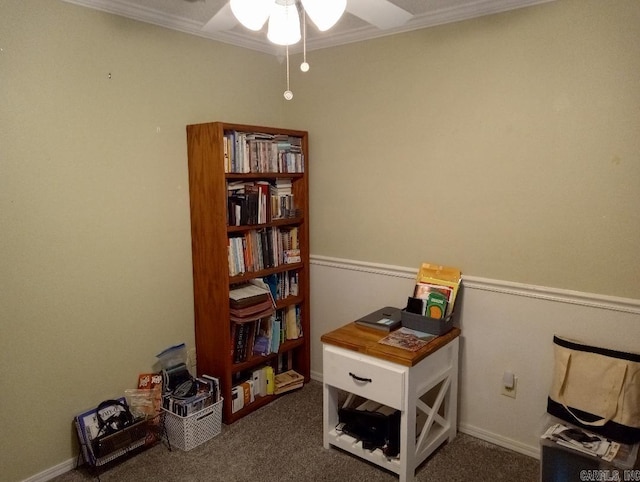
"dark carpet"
53,380,539,481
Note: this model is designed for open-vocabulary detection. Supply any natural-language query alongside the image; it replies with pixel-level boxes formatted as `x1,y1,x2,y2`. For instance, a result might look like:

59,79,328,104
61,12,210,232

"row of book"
227,179,298,226
271,270,299,300
227,226,300,277
232,365,304,414
232,320,262,364
232,305,303,363
223,131,304,174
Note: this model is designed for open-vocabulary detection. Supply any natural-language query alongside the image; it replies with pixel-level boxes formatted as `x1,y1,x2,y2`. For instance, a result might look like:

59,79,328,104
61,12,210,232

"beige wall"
0,1,286,480
1,0,639,480
289,0,640,299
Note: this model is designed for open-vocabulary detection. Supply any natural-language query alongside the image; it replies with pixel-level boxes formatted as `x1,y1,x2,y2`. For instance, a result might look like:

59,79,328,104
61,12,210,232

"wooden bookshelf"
186,122,310,424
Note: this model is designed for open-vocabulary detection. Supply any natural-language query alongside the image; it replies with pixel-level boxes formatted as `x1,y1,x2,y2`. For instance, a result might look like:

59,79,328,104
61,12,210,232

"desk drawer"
323,345,405,409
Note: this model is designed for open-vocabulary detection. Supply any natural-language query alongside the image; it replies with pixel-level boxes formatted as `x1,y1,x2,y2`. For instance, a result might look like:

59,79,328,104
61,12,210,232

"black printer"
338,400,401,457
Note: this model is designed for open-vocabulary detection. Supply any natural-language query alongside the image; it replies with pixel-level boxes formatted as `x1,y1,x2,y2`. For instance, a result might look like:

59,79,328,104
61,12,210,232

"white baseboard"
310,370,323,383
458,423,540,459
22,458,76,482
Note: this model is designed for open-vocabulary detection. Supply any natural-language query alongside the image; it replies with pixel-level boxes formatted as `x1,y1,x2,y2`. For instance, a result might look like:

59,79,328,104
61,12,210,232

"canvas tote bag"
547,335,640,444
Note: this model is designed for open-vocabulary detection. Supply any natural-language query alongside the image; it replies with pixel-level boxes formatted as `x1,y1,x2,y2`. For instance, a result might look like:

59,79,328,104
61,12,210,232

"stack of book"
270,178,298,220
230,293,273,323
229,282,275,363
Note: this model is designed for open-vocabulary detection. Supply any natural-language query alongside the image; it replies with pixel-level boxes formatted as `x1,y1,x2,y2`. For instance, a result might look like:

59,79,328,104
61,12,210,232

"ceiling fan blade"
201,2,238,32
346,0,412,30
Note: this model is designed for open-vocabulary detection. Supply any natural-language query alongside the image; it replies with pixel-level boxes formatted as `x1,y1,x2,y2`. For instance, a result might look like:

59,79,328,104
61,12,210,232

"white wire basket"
163,398,223,451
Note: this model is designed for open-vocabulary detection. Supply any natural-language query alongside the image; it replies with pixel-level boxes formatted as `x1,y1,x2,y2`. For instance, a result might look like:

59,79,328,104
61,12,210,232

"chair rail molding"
310,255,640,315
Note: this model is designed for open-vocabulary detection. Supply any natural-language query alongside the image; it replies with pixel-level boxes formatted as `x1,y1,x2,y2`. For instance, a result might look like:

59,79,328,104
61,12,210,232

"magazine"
378,327,437,351
541,423,620,462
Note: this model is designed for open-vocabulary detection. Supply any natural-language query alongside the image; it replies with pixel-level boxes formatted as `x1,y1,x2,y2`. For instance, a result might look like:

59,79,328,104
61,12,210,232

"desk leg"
323,382,338,450
400,384,417,482
448,338,459,442
408,337,460,480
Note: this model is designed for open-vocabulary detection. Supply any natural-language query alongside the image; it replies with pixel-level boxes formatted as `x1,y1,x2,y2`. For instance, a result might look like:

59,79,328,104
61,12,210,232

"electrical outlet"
501,377,517,399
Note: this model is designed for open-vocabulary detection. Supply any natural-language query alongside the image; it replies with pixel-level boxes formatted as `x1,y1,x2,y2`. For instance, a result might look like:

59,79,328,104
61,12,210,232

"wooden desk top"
321,323,461,367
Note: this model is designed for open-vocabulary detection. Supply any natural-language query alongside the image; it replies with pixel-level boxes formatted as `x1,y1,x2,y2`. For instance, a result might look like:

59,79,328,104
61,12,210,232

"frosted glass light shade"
230,0,272,31
301,0,346,31
267,1,301,46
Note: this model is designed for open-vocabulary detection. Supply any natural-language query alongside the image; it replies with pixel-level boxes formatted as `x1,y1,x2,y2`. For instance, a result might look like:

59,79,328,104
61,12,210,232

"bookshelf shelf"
275,295,304,310
230,393,276,419
228,262,304,284
186,121,310,424
230,338,305,375
227,216,304,233
226,172,303,180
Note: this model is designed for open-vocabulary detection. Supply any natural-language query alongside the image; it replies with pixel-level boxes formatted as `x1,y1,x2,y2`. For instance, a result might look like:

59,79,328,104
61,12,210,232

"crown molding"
61,0,556,55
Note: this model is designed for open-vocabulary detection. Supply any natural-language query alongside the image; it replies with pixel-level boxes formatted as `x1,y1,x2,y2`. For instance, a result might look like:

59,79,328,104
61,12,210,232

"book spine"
265,366,275,395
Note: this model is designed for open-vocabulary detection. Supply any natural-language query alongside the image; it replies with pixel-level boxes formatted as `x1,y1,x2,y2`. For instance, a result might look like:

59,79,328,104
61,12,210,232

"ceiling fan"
200,0,414,39
193,0,414,99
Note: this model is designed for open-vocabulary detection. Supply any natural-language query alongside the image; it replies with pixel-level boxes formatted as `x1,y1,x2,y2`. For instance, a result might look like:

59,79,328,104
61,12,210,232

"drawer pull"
349,372,372,383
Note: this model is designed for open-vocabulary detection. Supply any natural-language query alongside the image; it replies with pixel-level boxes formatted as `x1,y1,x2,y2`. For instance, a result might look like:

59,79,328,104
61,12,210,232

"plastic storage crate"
163,398,222,451
539,418,639,482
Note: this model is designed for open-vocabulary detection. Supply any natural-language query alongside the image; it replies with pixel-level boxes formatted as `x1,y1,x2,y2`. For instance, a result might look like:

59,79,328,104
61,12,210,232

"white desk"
321,323,460,482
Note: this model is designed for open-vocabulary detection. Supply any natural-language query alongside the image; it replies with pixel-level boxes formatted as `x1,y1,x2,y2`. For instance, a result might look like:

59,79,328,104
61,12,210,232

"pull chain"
283,2,294,100
301,9,309,72
284,43,293,100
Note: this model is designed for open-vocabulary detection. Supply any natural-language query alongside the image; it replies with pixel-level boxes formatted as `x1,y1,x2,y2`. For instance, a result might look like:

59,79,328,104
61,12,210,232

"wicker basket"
163,398,222,451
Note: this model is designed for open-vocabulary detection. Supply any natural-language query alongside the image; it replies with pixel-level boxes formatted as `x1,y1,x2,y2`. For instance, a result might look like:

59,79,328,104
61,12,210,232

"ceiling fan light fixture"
267,0,301,46
300,0,346,31
230,0,271,31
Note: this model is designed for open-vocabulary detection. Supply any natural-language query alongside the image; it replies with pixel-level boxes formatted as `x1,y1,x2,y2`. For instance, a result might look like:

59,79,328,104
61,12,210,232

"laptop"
354,306,402,331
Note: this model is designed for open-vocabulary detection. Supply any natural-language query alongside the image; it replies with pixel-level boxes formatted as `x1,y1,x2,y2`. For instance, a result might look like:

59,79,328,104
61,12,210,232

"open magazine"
378,327,437,351
541,423,620,462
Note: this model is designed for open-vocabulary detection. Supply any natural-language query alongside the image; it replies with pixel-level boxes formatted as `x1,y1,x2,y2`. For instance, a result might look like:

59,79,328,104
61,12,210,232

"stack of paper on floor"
273,369,304,395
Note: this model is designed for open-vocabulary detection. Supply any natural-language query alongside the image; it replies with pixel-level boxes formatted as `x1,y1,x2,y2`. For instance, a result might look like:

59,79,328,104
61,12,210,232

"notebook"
354,306,402,332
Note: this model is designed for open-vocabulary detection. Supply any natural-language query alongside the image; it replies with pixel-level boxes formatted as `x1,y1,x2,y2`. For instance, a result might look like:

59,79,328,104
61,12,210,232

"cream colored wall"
0,1,288,480
3,0,640,480
288,0,640,299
